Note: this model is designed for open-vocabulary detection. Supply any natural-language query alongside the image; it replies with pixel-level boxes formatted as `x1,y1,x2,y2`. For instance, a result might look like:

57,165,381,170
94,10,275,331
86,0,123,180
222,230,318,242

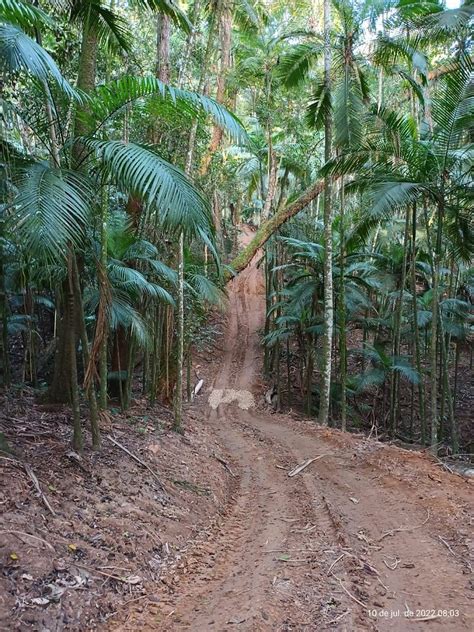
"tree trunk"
389,209,410,435
410,204,426,443
261,146,278,221
49,18,98,402
156,13,171,83
339,179,347,431
67,252,83,452
318,0,334,427
174,231,185,432
230,179,326,276
178,0,203,87
99,233,108,411
430,261,439,452
0,241,10,388
199,1,233,176
72,255,100,449
172,14,219,428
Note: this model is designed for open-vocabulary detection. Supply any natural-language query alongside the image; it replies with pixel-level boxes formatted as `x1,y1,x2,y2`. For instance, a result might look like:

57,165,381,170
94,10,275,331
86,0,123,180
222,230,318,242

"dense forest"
1,0,472,453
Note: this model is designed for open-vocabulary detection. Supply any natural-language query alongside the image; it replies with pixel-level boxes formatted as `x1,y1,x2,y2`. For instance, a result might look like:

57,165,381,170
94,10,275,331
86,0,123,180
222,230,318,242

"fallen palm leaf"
287,454,328,477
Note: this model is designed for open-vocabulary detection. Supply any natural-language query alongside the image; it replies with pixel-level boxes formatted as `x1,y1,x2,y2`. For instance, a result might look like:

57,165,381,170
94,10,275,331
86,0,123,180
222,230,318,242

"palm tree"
323,55,473,452
1,0,246,447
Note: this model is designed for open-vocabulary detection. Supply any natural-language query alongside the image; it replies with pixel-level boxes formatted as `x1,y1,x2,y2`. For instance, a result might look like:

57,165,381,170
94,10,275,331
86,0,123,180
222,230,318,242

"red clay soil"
1,226,473,631
0,399,234,631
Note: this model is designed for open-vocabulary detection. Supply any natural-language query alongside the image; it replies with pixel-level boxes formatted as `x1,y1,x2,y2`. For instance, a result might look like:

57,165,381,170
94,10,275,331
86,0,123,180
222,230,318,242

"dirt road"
118,229,473,631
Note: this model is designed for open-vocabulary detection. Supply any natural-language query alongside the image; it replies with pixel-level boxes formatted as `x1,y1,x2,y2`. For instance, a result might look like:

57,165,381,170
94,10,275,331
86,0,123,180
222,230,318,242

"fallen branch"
277,557,313,563
438,535,457,557
378,511,430,541
327,552,347,575
229,180,326,277
0,530,55,551
106,435,167,492
24,463,56,516
0,457,56,516
332,574,367,609
292,524,318,534
327,610,349,625
212,452,235,477
288,454,327,477
265,548,314,553
73,563,141,585
383,557,400,570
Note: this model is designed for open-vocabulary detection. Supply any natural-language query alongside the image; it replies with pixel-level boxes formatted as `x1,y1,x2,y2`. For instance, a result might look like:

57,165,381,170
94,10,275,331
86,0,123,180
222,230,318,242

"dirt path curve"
117,227,473,631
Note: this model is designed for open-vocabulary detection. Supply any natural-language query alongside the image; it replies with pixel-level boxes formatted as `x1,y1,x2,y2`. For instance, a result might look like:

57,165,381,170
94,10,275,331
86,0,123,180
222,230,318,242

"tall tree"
318,0,333,426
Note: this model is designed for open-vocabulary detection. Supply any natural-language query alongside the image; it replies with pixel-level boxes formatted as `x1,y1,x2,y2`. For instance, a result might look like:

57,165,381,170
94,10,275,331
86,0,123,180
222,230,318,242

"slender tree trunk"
199,0,233,176
178,0,203,87
156,13,171,83
286,337,291,407
261,147,278,221
98,189,108,410
172,14,219,428
389,209,410,435
410,204,426,443
0,241,10,387
67,251,82,451
174,231,185,432
339,180,347,431
49,18,98,403
318,0,333,427
72,255,100,449
430,259,439,453
230,179,326,276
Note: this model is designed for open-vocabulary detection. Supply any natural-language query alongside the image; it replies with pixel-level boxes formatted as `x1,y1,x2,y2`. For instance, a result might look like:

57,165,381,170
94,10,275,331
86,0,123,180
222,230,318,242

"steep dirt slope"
115,228,473,631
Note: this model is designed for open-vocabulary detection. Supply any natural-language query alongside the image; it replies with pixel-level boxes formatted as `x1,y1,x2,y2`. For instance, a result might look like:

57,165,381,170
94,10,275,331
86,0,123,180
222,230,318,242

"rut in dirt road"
116,230,473,632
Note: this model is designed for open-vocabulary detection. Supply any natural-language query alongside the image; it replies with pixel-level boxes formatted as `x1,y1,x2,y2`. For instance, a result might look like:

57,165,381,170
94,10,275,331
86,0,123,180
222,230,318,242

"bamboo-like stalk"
67,251,82,452
318,0,334,427
123,337,135,410
286,337,291,407
339,179,347,431
72,255,100,449
263,247,271,376
410,204,426,443
186,344,192,402
389,209,410,435
177,0,203,88
174,231,185,432
98,189,108,411
0,235,10,387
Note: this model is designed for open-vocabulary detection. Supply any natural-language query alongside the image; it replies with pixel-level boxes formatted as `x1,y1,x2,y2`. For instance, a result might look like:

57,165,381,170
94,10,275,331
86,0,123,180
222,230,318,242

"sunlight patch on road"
208,388,255,410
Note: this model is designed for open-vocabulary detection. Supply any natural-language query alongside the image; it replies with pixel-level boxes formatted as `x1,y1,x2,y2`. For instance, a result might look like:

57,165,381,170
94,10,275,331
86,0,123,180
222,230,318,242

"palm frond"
0,0,53,29
276,42,322,89
132,0,191,33
187,273,226,307
82,139,212,237
8,163,91,259
0,23,77,97
84,75,247,145
373,34,428,77
306,78,331,131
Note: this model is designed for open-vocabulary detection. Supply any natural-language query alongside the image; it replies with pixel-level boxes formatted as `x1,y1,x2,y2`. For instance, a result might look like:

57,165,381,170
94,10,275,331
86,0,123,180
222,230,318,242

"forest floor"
1,226,473,631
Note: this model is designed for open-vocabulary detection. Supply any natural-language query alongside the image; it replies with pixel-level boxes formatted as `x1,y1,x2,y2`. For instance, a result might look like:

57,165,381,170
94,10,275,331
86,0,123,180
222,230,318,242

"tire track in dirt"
113,227,472,631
